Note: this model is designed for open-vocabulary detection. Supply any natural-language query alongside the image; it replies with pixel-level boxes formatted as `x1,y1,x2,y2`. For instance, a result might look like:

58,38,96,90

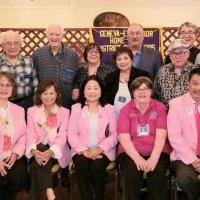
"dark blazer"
104,67,150,105
137,46,163,81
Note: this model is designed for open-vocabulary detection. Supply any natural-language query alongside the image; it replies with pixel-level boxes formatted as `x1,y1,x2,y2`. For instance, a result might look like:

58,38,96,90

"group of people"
0,20,199,200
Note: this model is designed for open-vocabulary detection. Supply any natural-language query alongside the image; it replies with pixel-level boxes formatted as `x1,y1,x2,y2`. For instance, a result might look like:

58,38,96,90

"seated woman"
72,42,116,100
117,76,171,200
0,72,28,200
105,46,149,117
68,75,118,200
26,80,71,200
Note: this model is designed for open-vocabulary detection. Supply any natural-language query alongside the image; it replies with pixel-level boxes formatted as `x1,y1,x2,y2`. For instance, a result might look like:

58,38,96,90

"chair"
52,163,62,189
69,161,118,200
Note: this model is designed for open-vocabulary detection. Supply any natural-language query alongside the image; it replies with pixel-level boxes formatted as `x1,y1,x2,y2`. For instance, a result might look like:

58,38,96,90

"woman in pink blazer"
26,80,70,200
68,75,118,200
0,72,28,200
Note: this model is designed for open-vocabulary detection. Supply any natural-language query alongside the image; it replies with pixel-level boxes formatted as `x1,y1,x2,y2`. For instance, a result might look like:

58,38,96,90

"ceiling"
0,0,199,7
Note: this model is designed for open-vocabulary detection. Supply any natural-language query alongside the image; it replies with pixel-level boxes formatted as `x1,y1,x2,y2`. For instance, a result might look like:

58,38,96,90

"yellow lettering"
144,44,155,49
144,31,154,37
99,30,122,37
110,37,124,44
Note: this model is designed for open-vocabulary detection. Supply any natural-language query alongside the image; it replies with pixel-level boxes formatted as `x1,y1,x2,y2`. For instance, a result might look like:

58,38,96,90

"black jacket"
104,67,150,105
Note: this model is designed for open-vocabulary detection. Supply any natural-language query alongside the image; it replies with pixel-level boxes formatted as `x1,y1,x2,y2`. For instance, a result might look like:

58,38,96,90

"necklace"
120,72,129,83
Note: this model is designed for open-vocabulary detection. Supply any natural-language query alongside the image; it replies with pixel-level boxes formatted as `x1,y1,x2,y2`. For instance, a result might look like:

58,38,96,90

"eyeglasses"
128,31,142,36
88,50,100,55
180,31,196,36
135,87,150,92
170,51,188,58
4,41,20,47
0,83,12,89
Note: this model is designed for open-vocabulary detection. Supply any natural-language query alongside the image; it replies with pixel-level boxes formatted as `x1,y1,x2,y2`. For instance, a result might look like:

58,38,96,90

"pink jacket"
68,103,118,161
167,92,198,164
0,102,26,160
26,105,71,168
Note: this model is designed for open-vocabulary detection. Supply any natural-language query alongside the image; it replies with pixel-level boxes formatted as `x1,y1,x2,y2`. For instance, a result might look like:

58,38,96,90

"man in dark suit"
127,23,163,81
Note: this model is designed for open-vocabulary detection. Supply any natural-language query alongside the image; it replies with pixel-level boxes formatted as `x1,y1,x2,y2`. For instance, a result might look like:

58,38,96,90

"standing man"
32,22,79,109
127,23,163,81
0,30,38,110
165,22,200,64
167,68,200,200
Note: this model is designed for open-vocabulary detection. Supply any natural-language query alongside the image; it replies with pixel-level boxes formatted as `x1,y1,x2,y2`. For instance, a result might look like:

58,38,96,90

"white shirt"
114,82,131,118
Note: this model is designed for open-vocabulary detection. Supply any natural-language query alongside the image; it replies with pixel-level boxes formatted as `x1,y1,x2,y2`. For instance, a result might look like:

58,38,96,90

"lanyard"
134,107,151,125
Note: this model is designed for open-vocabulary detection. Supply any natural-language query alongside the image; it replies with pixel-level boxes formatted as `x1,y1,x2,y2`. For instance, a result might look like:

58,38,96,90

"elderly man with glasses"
154,39,198,108
165,22,200,64
0,30,38,111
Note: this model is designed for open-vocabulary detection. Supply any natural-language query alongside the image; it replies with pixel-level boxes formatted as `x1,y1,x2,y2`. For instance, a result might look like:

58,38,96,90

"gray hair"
178,22,198,35
0,30,23,45
45,22,65,35
127,23,144,34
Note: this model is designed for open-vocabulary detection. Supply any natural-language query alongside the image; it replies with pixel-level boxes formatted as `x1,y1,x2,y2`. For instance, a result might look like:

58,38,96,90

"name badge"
118,96,126,103
137,124,149,136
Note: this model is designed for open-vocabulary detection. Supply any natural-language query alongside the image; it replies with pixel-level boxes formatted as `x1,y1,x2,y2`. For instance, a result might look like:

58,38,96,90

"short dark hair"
35,80,61,106
78,75,106,108
189,68,200,81
113,46,133,62
0,71,16,97
130,76,153,98
83,42,103,62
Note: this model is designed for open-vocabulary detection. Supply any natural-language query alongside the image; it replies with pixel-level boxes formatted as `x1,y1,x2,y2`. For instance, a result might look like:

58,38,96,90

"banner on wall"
89,27,163,65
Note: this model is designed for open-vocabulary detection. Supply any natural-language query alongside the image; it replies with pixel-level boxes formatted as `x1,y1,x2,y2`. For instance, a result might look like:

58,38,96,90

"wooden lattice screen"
0,27,200,61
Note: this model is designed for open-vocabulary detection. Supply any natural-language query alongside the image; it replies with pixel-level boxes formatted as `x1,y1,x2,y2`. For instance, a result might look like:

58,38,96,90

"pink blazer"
167,92,198,164
68,103,118,161
26,105,71,168
0,102,26,160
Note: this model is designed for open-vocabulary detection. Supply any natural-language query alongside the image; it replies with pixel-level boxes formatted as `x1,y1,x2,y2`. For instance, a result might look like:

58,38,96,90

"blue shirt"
133,47,142,68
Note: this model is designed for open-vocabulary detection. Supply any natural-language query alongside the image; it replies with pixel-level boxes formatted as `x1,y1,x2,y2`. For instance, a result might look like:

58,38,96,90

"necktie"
195,103,200,155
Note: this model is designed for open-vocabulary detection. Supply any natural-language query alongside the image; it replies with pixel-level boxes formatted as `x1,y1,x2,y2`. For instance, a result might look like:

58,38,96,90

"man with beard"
127,23,163,81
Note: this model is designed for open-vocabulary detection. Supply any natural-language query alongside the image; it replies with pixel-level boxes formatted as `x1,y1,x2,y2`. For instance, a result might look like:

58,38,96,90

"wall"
0,0,200,28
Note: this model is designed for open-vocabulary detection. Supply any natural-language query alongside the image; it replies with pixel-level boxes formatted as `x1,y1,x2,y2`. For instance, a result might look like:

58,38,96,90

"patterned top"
154,61,198,107
77,62,116,88
32,44,79,108
0,53,38,99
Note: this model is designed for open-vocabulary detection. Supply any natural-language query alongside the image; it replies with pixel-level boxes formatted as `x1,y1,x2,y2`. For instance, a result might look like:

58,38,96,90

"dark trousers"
118,152,170,200
72,154,110,200
29,144,57,200
0,156,28,200
172,160,200,200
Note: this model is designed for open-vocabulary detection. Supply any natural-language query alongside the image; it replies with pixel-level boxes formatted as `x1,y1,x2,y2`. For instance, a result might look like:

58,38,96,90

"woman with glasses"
165,22,200,64
0,72,28,200
154,38,198,108
105,46,149,117
72,42,116,100
117,76,171,200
